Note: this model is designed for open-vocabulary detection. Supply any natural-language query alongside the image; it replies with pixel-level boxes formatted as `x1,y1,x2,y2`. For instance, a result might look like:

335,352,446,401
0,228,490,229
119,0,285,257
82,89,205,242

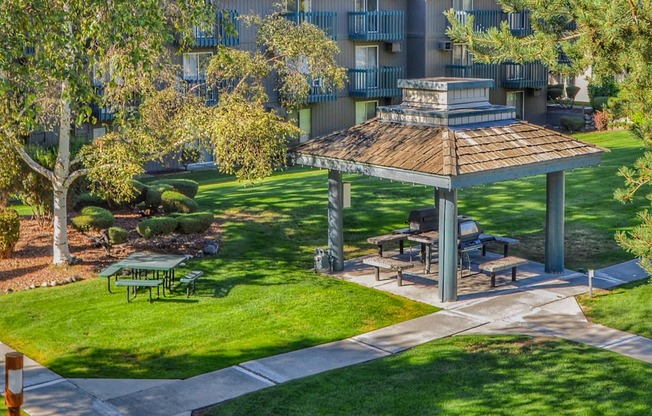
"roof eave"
292,153,454,189
450,153,605,189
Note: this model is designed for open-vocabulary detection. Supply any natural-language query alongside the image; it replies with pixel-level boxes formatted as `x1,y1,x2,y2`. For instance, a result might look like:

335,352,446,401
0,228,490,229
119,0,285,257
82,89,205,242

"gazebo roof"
293,78,607,189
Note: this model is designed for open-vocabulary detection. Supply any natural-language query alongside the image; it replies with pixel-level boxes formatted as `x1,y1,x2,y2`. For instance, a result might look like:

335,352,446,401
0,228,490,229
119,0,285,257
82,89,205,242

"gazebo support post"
438,189,458,302
545,171,565,273
328,169,345,272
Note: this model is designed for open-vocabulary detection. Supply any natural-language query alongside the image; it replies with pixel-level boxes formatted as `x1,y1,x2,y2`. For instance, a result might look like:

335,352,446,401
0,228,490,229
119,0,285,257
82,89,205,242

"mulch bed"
0,212,220,294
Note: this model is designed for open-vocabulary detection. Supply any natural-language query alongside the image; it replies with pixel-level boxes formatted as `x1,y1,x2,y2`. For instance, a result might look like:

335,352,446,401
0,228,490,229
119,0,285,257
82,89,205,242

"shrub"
180,147,201,171
588,77,619,103
108,227,129,244
129,180,148,205
71,206,115,232
594,110,609,131
74,193,108,211
560,115,585,132
592,96,610,110
161,190,199,213
547,85,564,100
140,183,172,211
136,217,179,239
0,208,20,259
565,85,580,99
151,179,199,199
172,212,214,234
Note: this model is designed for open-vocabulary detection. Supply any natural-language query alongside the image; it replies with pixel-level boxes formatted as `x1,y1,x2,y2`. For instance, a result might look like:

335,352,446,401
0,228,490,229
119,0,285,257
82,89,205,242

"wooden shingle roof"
293,119,607,179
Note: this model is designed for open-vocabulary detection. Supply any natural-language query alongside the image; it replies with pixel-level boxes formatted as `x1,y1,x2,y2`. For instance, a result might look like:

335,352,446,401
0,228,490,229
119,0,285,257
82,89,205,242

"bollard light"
5,352,24,416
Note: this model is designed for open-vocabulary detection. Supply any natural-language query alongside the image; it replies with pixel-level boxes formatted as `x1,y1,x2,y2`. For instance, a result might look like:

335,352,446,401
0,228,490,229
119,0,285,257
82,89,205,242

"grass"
0,130,647,380
578,278,652,338
206,335,652,416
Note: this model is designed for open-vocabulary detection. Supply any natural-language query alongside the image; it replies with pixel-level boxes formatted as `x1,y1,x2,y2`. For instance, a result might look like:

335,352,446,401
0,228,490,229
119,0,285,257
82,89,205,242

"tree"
446,1,652,272
0,2,345,265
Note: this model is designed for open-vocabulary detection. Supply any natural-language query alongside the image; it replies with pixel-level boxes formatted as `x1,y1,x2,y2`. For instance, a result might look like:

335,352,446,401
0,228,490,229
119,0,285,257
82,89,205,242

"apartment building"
86,1,549,169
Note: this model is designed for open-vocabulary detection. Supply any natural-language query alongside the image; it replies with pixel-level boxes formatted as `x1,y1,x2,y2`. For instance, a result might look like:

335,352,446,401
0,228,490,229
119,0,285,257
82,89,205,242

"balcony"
348,11,404,41
452,10,533,37
183,79,219,106
348,67,403,98
192,10,240,47
445,63,499,82
284,12,338,40
306,78,337,103
502,62,548,89
445,62,547,89
91,86,114,122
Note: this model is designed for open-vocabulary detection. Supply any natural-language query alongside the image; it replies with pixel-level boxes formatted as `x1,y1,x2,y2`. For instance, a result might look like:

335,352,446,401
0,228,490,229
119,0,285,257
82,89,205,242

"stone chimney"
378,78,516,126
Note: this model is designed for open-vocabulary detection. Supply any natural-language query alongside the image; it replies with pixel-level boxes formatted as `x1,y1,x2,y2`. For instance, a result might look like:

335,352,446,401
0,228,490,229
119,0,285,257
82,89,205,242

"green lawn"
0,130,647,380
206,336,652,416
579,278,652,338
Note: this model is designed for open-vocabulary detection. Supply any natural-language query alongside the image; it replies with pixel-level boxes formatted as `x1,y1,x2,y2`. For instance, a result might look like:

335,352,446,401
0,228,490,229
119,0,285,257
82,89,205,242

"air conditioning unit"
438,41,453,51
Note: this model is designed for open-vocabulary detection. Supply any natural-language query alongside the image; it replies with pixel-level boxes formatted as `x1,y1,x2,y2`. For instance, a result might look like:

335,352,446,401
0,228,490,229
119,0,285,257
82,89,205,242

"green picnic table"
115,252,188,290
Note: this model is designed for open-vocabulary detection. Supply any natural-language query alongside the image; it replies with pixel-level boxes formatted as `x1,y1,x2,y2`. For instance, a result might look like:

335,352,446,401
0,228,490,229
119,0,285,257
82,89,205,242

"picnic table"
115,252,187,290
405,232,519,274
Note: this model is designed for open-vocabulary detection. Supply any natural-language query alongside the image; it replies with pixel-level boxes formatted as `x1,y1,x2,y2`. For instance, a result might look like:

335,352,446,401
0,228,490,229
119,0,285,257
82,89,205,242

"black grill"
406,207,438,232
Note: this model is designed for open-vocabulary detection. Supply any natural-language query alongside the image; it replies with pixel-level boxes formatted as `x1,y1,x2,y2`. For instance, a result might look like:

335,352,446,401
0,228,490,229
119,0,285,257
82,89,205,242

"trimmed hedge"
560,115,585,132
136,217,179,240
129,180,148,205
161,190,199,213
171,212,214,234
0,208,20,259
108,227,129,244
74,193,108,211
141,183,173,210
592,96,610,110
151,179,199,199
71,206,115,232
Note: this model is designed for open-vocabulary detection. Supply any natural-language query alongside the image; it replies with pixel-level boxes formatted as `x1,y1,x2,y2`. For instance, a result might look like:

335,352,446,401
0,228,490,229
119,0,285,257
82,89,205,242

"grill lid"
407,207,438,232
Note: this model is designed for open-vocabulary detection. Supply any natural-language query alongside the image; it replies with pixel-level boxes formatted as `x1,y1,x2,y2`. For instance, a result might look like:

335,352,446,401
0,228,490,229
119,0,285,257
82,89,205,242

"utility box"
343,182,351,209
314,247,331,272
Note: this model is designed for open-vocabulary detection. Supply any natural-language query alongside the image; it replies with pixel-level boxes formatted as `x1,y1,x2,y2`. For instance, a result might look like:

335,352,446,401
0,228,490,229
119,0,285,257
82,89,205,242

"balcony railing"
284,12,338,40
183,79,219,106
445,62,547,89
348,11,404,41
91,86,114,122
453,10,533,36
306,78,337,103
192,10,240,47
348,67,403,98
502,62,548,89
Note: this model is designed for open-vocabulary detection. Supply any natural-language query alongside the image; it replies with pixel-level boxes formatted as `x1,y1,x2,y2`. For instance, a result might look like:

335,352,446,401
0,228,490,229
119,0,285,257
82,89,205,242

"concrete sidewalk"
2,259,651,415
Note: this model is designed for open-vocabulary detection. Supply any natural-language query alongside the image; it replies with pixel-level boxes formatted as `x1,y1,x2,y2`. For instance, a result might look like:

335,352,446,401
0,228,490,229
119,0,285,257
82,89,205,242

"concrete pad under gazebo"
292,77,607,302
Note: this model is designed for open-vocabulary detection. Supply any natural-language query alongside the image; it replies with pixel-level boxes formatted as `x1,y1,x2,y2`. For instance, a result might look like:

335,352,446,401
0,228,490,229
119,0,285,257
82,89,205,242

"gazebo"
292,78,607,302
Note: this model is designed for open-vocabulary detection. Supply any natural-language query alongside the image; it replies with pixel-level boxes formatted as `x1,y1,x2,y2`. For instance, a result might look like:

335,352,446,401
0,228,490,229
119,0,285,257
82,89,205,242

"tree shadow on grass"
45,337,328,380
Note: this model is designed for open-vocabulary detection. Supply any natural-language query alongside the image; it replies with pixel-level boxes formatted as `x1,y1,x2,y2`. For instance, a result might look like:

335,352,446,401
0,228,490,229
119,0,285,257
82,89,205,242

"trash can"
314,247,331,272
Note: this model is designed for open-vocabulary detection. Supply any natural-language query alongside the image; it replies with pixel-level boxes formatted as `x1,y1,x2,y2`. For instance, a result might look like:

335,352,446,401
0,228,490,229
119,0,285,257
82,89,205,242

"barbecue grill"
406,207,438,232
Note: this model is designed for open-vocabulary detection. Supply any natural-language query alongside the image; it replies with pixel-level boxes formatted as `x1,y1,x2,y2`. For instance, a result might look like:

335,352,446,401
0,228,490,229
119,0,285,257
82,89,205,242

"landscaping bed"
0,212,220,294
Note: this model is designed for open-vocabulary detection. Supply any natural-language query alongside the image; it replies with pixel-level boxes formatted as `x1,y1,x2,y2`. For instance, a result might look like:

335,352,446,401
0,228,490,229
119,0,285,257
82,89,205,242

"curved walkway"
1,259,651,416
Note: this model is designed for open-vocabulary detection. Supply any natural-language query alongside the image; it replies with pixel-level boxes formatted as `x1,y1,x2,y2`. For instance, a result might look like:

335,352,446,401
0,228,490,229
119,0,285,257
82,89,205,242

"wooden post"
545,171,565,273
5,352,24,416
438,189,458,302
328,169,345,272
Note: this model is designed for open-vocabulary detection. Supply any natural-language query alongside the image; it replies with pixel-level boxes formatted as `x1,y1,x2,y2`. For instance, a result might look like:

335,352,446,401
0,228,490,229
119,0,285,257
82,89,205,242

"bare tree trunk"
52,95,73,265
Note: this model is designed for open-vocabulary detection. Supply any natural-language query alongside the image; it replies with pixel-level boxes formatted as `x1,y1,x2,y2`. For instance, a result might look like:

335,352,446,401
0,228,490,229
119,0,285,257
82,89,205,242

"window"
286,0,311,12
506,91,524,120
289,108,311,143
183,52,212,81
453,0,473,11
355,46,378,89
452,44,472,66
355,0,378,32
355,101,377,124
